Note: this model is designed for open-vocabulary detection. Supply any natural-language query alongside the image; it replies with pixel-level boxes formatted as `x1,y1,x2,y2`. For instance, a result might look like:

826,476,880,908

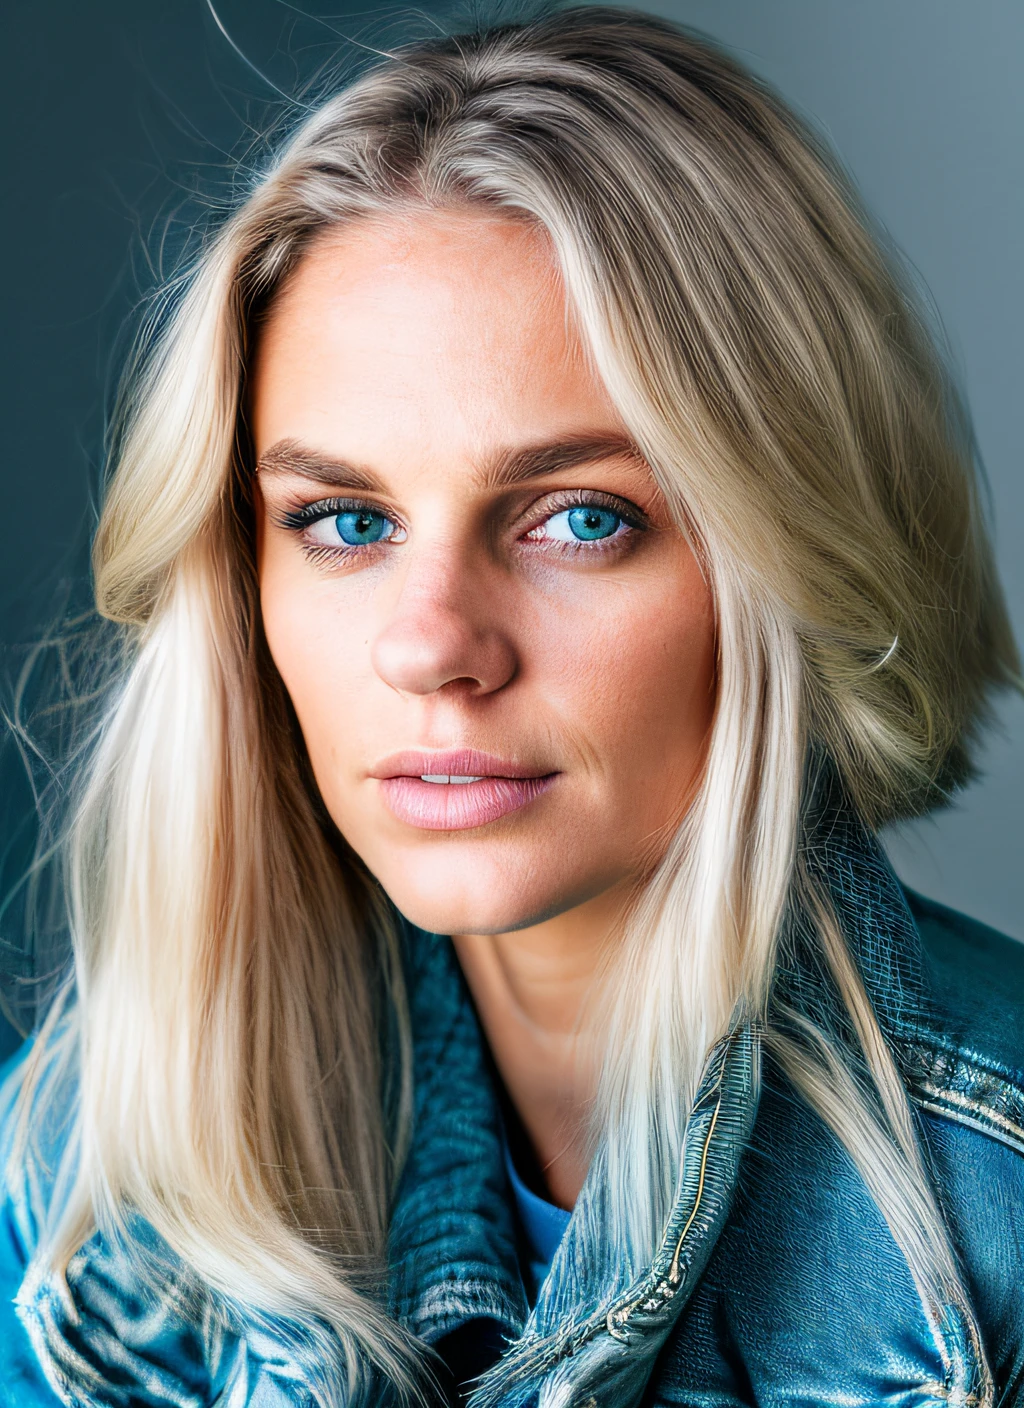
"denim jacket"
2,802,1023,1407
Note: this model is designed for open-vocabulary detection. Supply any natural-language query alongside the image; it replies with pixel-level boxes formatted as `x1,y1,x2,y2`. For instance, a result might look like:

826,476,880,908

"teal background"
0,1,1020,1057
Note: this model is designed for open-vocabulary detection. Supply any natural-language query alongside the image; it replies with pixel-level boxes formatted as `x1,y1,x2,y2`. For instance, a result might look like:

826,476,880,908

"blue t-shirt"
501,1139,571,1297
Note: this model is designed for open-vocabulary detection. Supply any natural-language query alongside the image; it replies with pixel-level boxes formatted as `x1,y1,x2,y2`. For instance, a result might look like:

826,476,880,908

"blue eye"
566,506,621,540
335,509,391,545
302,507,399,549
537,504,624,543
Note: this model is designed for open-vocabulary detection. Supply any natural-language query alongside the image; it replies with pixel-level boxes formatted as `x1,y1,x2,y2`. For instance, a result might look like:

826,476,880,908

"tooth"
449,775,484,784
421,774,449,784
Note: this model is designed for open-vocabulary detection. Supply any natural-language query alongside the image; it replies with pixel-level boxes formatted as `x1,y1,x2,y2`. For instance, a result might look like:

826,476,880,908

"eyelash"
273,490,648,565
274,497,403,567
277,498,382,532
520,489,647,555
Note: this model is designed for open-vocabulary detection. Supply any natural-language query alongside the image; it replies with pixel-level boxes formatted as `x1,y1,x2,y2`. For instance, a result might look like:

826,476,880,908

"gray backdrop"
1,0,1020,1043
642,1,1024,939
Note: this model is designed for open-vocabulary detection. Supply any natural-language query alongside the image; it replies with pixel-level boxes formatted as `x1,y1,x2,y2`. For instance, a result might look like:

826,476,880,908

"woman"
2,7,1022,1406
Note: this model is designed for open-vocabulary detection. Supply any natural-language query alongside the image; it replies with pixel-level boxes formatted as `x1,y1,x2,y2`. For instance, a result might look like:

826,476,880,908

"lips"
372,750,557,831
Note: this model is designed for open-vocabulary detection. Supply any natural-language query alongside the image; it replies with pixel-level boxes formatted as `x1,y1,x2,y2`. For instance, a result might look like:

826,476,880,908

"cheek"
257,548,375,777
537,554,715,805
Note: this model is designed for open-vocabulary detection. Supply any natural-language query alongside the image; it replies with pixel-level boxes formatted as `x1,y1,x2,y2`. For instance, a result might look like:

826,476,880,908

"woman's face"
253,211,715,936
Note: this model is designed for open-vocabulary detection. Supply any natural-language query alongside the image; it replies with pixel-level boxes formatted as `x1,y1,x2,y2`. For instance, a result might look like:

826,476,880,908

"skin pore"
253,210,716,1207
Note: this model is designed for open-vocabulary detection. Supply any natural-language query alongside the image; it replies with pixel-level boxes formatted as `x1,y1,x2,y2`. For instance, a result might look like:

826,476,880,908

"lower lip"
378,774,556,830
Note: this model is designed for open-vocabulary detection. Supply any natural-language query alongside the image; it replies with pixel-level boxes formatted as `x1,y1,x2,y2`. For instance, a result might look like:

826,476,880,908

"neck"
451,881,631,1210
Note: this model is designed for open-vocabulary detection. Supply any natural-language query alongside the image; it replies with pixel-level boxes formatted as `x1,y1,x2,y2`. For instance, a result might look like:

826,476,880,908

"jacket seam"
908,1087,1024,1158
897,1036,1024,1157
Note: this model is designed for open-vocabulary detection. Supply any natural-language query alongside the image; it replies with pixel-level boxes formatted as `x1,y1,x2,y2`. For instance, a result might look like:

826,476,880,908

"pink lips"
372,750,557,831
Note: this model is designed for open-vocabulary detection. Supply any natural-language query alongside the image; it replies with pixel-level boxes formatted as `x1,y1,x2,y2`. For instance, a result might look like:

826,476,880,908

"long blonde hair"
11,7,1018,1404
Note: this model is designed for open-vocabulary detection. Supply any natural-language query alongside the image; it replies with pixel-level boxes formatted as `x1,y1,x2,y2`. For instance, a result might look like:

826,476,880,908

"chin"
370,845,570,937
381,879,550,938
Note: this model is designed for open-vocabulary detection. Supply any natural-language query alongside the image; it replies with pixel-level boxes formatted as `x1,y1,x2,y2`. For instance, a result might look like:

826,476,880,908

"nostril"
371,614,516,698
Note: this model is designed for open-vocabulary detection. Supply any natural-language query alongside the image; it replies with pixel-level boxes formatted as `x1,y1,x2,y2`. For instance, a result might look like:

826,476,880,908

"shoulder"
659,1060,985,1406
0,1028,321,1407
898,888,1024,1158
658,1045,1024,1408
897,892,1024,1398
904,886,1024,1077
651,888,1024,1407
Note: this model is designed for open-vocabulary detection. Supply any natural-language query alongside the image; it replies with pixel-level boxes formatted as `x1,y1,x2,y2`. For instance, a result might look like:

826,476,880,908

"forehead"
249,209,624,475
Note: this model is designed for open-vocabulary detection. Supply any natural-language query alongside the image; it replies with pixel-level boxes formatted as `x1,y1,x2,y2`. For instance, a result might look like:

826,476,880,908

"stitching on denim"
668,1093,722,1284
924,1380,984,1406
605,1091,722,1342
898,1039,1024,1156
909,1088,1024,1157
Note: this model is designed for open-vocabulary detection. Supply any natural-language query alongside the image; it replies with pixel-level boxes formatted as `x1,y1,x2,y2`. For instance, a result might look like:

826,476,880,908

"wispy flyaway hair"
10,7,1018,1404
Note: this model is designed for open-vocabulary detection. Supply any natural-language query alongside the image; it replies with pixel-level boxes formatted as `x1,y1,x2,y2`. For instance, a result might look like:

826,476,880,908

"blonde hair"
11,7,1018,1404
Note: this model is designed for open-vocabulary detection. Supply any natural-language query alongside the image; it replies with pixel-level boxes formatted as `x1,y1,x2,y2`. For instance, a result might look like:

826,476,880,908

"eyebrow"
255,434,643,494
482,434,643,489
255,440,384,493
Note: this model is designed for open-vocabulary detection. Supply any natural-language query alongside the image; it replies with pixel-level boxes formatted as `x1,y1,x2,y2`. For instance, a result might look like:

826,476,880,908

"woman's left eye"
305,509,398,548
530,504,625,544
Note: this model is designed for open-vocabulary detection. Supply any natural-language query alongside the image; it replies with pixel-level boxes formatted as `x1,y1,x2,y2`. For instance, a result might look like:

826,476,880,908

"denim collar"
388,787,991,1408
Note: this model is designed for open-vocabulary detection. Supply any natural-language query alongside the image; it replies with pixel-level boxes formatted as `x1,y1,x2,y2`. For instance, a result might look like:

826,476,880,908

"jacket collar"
794,766,929,1046
390,784,990,1408
471,1025,760,1408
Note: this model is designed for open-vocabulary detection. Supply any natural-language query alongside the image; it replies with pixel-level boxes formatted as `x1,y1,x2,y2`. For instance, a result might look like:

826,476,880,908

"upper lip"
370,749,555,780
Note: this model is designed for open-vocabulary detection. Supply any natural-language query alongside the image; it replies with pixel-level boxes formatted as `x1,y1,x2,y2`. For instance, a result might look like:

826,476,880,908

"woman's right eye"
304,508,401,548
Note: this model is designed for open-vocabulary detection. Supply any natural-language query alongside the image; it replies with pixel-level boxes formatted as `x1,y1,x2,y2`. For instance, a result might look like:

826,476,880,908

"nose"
371,551,518,698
